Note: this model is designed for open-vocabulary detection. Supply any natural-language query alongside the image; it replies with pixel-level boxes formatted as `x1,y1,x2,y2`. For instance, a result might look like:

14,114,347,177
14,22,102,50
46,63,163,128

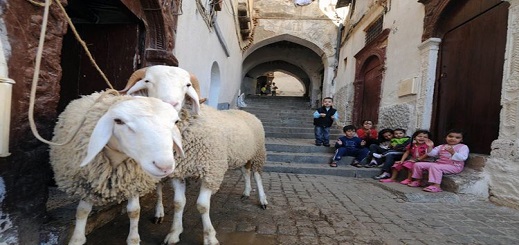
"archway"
208,62,222,109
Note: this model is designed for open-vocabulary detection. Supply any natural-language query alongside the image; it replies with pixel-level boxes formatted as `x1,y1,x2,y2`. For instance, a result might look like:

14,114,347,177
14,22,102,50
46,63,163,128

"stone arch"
245,61,310,97
242,35,326,106
244,34,328,67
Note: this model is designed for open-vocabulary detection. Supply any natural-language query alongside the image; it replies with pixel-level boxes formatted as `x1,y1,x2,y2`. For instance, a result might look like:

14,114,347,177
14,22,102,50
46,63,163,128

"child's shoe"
399,179,412,185
329,161,337,167
407,180,421,187
380,178,395,183
373,172,391,180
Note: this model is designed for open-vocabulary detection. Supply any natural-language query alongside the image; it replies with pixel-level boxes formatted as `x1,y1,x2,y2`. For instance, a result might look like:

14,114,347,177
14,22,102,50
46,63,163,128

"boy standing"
330,125,369,167
313,97,338,146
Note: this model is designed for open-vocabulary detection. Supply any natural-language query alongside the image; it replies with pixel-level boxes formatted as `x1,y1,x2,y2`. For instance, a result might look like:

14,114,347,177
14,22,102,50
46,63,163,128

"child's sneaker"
373,172,391,180
372,153,383,159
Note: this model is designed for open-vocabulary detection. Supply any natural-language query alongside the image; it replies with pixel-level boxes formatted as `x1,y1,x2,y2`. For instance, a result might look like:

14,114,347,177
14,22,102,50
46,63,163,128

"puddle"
218,231,277,245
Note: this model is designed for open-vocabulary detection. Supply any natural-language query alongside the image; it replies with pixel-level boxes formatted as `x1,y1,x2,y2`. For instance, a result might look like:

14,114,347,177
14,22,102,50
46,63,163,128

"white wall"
334,1,425,129
174,0,244,108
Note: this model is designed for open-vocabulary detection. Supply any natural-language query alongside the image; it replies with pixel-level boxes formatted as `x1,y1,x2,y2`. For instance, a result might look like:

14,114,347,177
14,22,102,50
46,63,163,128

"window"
365,17,383,44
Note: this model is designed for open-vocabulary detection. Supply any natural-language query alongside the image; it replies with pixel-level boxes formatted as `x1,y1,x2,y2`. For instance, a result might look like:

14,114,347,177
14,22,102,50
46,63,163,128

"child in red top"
380,130,434,184
356,120,378,147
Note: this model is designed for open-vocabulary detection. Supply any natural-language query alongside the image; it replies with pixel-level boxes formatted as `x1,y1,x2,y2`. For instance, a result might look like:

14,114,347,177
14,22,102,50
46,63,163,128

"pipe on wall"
0,38,14,157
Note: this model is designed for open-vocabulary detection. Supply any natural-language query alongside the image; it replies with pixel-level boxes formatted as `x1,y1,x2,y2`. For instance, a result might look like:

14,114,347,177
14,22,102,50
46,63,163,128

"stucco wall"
486,0,519,209
174,1,245,108
334,1,424,130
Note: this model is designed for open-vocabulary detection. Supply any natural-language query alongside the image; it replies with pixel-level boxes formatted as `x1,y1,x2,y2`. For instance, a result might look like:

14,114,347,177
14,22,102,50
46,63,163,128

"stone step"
267,151,334,163
266,132,342,139
265,126,342,135
266,143,335,153
242,108,314,117
264,159,380,178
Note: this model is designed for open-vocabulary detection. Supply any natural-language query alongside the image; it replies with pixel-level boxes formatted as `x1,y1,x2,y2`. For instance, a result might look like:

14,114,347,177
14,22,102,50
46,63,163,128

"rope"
54,0,113,89
27,0,118,146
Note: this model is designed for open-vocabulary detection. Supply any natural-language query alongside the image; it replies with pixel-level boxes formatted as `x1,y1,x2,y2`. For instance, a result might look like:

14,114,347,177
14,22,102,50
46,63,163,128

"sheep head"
121,65,201,114
80,96,184,179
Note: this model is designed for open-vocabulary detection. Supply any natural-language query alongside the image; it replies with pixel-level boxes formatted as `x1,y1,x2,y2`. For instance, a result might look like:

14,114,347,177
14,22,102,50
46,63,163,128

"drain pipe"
0,38,14,157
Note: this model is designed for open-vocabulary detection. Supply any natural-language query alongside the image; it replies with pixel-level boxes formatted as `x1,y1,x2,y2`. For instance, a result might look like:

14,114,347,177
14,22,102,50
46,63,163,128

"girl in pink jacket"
407,129,469,192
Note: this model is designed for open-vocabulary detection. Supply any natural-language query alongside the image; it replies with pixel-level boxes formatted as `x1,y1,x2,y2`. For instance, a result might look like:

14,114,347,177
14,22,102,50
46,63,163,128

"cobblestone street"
86,170,519,245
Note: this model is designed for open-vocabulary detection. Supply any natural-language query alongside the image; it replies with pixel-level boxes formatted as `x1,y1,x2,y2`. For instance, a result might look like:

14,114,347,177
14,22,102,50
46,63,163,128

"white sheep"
49,92,184,245
120,65,201,114
124,67,268,245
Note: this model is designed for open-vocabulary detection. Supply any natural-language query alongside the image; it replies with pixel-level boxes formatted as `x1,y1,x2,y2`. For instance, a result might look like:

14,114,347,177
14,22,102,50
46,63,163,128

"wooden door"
357,56,382,125
59,24,141,113
433,3,508,154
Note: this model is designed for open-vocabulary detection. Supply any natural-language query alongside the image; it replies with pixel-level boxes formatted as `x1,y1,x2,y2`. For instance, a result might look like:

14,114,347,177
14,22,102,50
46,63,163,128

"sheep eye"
144,80,150,83
114,119,124,125
187,83,192,87
175,120,179,124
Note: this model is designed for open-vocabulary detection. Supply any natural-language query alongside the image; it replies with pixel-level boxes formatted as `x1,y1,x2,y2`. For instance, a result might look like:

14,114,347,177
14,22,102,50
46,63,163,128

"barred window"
365,17,383,44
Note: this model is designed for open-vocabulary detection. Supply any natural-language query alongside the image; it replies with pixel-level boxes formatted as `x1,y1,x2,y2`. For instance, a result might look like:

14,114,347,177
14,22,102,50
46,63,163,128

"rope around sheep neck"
27,0,118,145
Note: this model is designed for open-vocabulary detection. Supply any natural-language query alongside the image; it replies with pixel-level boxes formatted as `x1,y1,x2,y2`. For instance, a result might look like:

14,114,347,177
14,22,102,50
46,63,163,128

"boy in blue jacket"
330,125,369,167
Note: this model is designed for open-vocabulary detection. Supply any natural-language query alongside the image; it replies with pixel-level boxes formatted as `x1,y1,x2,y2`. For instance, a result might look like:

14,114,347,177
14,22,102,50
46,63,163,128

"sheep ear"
80,113,114,167
172,126,184,158
126,80,148,96
186,86,200,115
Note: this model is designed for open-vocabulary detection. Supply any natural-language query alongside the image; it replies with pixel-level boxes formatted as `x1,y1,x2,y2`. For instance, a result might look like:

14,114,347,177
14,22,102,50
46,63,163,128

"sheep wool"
49,92,160,206
171,104,266,192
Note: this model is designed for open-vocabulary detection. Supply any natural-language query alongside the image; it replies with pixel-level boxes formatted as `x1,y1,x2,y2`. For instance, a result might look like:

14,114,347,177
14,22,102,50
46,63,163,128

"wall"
174,0,245,108
0,1,66,243
334,0,425,129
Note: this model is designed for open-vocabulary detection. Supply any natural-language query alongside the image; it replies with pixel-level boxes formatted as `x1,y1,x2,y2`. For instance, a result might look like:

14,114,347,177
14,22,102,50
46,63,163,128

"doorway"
433,1,508,154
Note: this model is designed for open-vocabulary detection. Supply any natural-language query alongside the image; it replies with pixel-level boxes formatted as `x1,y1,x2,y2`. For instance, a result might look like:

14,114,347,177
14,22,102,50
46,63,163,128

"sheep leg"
240,165,252,200
163,178,186,244
253,171,268,209
154,182,165,224
198,184,219,245
126,196,141,245
69,200,92,245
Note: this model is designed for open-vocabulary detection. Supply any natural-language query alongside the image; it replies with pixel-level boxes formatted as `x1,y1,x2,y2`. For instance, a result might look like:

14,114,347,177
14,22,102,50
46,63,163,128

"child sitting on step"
330,125,369,167
407,129,469,192
380,130,434,184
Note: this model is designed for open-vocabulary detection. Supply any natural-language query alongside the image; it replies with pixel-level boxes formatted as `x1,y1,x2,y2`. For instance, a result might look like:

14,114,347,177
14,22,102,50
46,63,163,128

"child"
356,120,378,147
373,128,411,179
313,97,338,147
271,82,278,96
380,130,433,184
330,125,369,167
359,128,394,168
407,129,469,192
373,128,410,159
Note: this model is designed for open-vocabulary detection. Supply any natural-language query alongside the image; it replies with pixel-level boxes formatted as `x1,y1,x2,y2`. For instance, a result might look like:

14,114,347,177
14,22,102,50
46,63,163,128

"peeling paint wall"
334,1,425,130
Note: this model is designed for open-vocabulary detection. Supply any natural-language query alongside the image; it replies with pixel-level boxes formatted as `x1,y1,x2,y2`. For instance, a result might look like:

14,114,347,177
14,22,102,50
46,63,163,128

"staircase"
242,95,490,199
241,96,380,178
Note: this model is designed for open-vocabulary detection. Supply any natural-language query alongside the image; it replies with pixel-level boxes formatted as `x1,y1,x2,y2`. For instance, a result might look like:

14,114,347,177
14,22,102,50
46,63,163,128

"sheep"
49,91,184,245
120,65,201,114
124,67,268,245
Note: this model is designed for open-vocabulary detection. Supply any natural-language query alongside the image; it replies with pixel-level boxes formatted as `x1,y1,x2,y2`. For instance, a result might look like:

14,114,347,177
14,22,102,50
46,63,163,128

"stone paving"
86,169,519,245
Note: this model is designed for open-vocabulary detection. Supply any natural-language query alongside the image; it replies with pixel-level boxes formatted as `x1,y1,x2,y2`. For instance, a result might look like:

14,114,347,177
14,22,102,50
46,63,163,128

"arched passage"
243,36,326,106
